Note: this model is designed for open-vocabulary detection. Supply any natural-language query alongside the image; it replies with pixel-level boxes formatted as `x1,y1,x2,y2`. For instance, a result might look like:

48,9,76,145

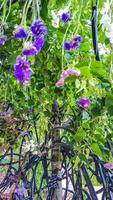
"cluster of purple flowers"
64,36,83,51
60,12,72,23
22,20,47,56
14,56,32,85
30,19,47,37
14,20,47,56
14,19,47,85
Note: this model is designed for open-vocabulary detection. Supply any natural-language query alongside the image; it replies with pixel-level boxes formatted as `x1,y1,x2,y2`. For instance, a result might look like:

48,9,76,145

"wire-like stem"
21,0,32,27
0,0,6,11
109,46,113,84
2,0,7,24
4,73,9,102
61,11,76,71
32,0,36,21
21,0,29,25
72,0,83,36
4,0,12,22
61,24,71,71
36,0,40,18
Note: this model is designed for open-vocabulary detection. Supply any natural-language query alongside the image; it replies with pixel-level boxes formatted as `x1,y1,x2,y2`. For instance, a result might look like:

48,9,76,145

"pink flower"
61,71,69,79
61,68,80,80
104,163,113,170
55,68,80,87
66,68,80,77
55,79,65,87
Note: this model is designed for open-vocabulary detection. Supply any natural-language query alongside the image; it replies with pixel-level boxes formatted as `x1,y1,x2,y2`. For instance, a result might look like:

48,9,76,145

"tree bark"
51,101,62,200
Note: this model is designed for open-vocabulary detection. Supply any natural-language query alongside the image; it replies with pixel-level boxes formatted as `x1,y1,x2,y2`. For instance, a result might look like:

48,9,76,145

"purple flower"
64,41,79,51
20,130,30,136
61,12,72,23
74,36,83,42
64,36,82,51
14,65,32,85
15,56,30,69
14,27,28,39
64,41,72,50
0,112,11,117
24,182,31,189
16,184,25,197
78,98,91,109
33,36,45,53
22,43,38,56
14,56,32,85
27,108,34,114
30,19,47,37
0,35,7,46
72,41,80,49
2,23,8,30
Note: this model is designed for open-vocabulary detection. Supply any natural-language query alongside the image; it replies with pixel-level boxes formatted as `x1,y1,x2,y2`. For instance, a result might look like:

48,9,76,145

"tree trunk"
51,101,62,200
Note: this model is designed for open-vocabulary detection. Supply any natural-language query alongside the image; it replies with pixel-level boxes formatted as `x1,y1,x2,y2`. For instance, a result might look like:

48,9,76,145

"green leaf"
91,61,106,77
28,56,35,65
8,52,21,65
80,66,92,79
105,94,113,107
91,143,102,157
91,106,101,116
108,106,113,116
56,0,69,8
40,0,48,19
75,79,81,89
74,129,86,142
48,0,68,9
79,153,88,163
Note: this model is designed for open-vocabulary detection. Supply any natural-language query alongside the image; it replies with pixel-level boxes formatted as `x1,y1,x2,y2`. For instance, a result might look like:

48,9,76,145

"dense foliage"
0,0,113,164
